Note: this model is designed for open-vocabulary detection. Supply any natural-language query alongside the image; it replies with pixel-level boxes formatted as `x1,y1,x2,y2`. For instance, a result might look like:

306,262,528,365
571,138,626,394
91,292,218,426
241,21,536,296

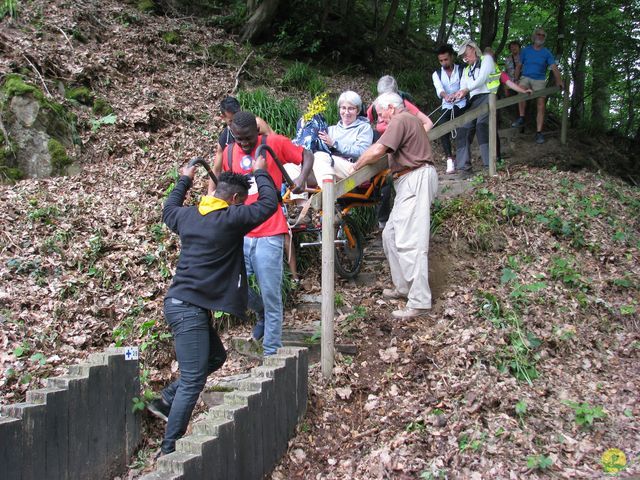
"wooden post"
321,178,335,379
488,93,497,176
561,79,569,145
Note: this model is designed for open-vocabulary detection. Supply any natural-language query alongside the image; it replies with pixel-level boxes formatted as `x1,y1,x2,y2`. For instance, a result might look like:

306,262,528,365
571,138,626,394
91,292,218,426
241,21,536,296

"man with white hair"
351,92,438,319
511,27,563,144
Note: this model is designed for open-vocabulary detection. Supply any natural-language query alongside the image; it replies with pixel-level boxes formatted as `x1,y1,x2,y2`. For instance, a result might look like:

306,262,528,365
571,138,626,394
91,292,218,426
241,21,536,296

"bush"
237,89,300,138
282,62,325,94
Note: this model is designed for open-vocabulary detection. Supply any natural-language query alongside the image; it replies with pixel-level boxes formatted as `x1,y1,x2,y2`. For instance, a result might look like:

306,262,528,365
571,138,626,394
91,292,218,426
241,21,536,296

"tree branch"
231,51,254,96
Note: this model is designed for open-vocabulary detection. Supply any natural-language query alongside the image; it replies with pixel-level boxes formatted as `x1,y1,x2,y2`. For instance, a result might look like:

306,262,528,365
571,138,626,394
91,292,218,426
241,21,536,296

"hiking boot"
511,117,525,127
535,132,545,144
446,158,455,174
147,397,171,422
382,288,406,299
392,307,429,319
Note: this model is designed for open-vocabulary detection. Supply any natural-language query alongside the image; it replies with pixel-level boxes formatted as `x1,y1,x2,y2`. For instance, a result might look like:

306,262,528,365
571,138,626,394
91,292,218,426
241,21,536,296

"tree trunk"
376,0,401,45
320,0,331,30
624,63,635,137
444,0,458,45
417,0,429,37
436,0,449,45
400,0,413,39
373,0,379,29
465,1,479,40
590,51,610,130
570,2,590,127
494,0,511,57
246,0,258,15
479,0,497,49
555,0,566,59
240,0,282,43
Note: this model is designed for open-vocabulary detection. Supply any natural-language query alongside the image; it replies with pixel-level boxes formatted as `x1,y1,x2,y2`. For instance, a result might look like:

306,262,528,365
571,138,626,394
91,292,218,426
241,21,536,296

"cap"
458,39,480,56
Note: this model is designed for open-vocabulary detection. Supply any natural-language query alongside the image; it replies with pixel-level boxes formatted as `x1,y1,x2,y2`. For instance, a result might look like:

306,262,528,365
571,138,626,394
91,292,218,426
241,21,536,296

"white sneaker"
446,158,455,174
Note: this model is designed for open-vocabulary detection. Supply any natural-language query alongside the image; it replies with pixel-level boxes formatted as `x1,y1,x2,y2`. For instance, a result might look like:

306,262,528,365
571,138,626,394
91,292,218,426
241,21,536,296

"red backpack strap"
226,142,233,171
228,134,268,171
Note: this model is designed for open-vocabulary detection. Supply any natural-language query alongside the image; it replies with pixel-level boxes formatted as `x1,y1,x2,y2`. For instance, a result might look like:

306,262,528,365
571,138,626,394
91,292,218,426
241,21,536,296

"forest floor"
1,1,639,479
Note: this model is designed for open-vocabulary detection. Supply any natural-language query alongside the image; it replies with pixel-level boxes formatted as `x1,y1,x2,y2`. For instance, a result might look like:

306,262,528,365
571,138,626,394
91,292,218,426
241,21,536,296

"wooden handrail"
428,85,561,141
311,84,565,208
316,82,565,378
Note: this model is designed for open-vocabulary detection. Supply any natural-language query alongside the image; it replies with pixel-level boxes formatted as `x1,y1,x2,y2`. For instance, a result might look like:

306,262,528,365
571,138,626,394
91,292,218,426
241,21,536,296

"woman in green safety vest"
449,39,499,175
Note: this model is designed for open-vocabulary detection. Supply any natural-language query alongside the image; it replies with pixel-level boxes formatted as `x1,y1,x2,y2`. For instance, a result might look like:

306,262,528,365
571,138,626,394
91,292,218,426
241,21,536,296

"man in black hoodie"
149,155,278,455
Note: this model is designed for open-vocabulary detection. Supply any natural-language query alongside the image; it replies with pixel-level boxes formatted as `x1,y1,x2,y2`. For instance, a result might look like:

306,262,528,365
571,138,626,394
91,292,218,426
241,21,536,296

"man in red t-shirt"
353,92,438,320
222,111,314,355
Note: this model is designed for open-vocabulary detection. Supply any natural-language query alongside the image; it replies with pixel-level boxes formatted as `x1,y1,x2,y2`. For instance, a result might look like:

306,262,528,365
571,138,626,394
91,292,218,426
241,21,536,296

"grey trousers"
455,93,490,171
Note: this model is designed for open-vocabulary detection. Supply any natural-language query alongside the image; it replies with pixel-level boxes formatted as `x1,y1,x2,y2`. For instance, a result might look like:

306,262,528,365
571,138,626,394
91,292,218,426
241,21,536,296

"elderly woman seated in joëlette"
284,90,373,202
311,90,374,181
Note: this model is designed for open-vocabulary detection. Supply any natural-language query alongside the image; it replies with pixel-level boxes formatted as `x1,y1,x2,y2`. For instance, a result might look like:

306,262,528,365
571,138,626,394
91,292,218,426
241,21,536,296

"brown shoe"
392,307,429,319
382,288,406,299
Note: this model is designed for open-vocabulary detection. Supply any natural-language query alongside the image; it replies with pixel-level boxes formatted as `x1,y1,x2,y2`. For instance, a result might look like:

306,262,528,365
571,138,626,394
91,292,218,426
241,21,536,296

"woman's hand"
318,131,334,148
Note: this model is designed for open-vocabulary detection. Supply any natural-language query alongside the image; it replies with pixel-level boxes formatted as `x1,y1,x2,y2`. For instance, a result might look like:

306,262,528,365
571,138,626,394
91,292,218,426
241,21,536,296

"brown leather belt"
392,163,433,180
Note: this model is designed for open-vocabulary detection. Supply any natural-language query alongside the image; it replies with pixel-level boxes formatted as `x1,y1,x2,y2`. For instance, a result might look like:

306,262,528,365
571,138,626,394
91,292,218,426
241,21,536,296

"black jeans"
160,298,227,454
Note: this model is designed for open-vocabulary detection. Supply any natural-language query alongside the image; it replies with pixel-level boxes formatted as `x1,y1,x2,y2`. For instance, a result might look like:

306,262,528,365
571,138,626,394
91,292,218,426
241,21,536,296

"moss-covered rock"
1,74,77,180
48,139,71,174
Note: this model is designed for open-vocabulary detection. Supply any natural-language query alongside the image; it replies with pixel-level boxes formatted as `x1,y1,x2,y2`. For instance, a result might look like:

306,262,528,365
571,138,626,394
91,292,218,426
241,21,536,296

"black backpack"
435,63,464,84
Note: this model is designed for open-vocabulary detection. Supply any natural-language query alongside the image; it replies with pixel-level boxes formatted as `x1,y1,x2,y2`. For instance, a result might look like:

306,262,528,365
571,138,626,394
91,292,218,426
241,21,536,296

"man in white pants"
351,92,438,319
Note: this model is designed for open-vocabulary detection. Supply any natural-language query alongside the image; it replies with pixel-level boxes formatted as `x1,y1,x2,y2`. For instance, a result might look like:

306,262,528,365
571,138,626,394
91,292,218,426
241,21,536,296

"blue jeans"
161,298,227,454
244,235,284,356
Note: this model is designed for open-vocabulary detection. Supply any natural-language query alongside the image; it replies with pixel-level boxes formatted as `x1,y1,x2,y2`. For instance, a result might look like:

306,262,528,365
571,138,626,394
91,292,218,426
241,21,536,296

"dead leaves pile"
274,167,639,479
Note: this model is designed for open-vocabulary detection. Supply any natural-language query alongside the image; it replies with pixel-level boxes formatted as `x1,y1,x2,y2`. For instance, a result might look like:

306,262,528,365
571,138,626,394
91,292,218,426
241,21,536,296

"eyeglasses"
535,33,546,37
340,106,358,112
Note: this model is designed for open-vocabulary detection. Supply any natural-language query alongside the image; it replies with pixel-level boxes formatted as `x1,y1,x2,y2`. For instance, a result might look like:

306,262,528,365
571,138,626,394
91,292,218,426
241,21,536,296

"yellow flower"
303,92,329,122
601,448,626,474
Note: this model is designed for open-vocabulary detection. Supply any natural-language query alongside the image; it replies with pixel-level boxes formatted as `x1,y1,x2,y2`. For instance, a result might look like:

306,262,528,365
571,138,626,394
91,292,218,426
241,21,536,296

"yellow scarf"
198,196,229,215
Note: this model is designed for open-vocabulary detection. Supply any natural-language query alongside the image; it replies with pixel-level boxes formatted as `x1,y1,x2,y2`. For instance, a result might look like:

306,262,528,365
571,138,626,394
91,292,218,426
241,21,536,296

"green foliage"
340,305,367,336
477,289,542,384
527,455,553,471
136,0,155,13
515,399,528,416
237,89,300,138
91,113,117,132
27,205,60,224
13,342,30,358
458,432,486,453
562,400,606,427
162,30,181,45
0,0,18,19
282,62,325,95
405,419,426,433
92,97,113,116
347,206,377,236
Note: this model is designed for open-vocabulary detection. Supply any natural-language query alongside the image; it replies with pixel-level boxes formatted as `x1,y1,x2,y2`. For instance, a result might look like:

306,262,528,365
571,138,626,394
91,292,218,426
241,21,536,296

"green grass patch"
237,88,300,138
